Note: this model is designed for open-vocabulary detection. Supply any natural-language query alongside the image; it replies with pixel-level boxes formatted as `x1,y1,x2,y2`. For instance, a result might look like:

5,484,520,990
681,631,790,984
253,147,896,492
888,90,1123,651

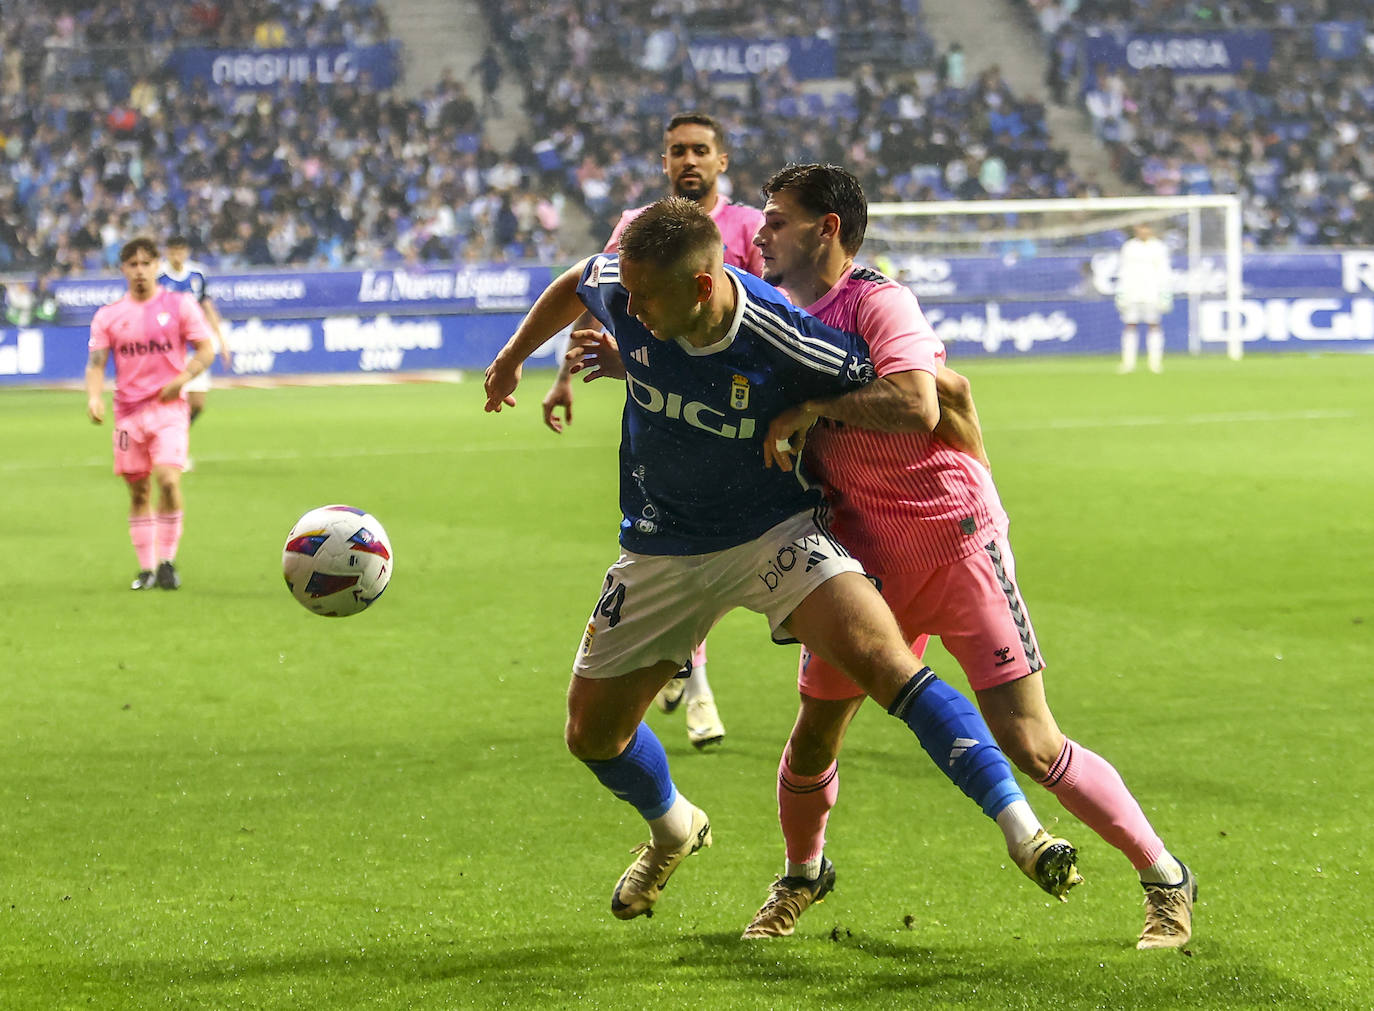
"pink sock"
691,641,707,670
1039,739,1164,870
156,510,183,562
129,515,157,571
778,750,839,865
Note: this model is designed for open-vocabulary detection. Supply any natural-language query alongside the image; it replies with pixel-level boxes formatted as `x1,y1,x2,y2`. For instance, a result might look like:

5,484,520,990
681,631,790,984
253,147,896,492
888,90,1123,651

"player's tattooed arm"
932,367,991,469
85,347,109,424
807,369,940,433
765,370,938,471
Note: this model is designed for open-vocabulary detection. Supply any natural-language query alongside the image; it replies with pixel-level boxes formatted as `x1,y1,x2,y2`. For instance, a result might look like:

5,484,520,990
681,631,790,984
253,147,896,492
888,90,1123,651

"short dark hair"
665,112,726,152
119,237,159,262
166,234,190,248
761,163,868,255
618,196,722,272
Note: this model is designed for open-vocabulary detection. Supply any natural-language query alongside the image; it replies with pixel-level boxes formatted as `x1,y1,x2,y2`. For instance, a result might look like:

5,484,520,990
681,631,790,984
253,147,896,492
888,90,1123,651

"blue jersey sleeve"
576,254,621,334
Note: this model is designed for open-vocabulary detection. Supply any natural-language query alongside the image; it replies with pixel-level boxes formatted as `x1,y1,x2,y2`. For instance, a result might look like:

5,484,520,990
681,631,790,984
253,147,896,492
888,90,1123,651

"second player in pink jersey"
86,237,214,591
746,164,1193,949
543,112,764,750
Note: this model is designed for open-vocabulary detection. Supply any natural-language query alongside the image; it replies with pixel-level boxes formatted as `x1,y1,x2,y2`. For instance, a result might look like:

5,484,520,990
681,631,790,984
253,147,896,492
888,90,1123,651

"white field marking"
3,409,1357,474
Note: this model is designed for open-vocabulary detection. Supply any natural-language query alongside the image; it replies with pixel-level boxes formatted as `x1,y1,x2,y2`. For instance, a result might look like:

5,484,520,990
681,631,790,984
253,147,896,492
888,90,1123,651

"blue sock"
887,668,1025,818
582,723,677,820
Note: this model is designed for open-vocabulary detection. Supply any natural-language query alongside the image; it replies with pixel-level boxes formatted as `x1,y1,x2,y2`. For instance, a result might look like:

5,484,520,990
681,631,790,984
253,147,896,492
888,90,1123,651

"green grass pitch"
2,353,1370,1010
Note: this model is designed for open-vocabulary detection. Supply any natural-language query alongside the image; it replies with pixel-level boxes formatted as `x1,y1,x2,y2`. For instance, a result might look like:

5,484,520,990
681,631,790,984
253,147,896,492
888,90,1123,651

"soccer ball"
282,505,393,617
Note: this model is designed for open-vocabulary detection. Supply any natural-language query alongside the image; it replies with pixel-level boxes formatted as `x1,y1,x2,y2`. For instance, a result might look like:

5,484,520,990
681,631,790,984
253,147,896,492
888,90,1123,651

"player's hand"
567,328,624,382
541,373,574,433
158,380,184,402
87,397,104,424
483,356,521,412
763,405,816,472
219,349,233,370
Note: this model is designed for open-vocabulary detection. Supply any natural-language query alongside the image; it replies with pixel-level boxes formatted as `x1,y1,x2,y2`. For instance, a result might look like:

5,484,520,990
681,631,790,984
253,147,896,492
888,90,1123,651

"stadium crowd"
1022,0,1374,245
0,0,564,274
5,0,1374,276
482,0,1099,245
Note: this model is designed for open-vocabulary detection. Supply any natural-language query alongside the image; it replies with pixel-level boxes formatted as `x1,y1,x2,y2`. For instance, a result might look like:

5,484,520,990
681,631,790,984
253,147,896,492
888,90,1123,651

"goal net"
863,195,1244,359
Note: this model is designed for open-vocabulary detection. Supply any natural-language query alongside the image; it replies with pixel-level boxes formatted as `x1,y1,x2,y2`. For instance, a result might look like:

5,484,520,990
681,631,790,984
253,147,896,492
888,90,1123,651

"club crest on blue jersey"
730,374,750,410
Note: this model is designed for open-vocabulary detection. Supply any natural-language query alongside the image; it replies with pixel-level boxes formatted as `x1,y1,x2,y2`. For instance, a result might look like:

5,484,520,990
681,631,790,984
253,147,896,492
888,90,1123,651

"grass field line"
6,407,1356,474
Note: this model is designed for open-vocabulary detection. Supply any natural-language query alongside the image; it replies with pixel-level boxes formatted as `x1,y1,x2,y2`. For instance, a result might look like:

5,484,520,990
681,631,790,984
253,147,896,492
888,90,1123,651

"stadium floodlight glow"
867,194,1245,360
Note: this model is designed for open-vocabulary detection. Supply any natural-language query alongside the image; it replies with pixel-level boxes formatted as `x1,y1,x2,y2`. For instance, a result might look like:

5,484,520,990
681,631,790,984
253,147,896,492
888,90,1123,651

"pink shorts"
799,533,1045,700
112,398,190,477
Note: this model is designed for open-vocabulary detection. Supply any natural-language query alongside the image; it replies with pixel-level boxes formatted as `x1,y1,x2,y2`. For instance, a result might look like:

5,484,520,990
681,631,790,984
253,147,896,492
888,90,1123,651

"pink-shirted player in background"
744,164,1193,949
85,237,214,591
543,112,765,750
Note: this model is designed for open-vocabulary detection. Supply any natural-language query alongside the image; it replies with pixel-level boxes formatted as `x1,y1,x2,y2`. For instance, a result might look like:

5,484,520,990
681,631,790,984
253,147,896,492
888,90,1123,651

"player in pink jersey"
746,164,1193,949
543,112,764,750
85,237,215,591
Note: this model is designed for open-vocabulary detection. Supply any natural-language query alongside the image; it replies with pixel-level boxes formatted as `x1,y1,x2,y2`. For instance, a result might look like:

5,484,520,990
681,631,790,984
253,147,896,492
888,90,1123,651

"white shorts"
573,509,865,680
184,367,212,393
1118,300,1161,325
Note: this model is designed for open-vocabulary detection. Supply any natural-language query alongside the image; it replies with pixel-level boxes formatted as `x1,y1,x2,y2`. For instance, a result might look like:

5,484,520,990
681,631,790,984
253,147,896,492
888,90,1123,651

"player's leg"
956,534,1192,946
570,664,713,920
1145,324,1165,373
1119,305,1141,373
115,413,157,589
149,401,191,589
781,574,1040,835
124,473,157,589
681,640,724,748
741,691,859,938
187,389,206,424
569,552,718,920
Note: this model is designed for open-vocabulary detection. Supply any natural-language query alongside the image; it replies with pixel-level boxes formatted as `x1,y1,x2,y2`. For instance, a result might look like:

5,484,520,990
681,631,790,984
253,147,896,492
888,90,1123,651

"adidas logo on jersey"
630,346,649,366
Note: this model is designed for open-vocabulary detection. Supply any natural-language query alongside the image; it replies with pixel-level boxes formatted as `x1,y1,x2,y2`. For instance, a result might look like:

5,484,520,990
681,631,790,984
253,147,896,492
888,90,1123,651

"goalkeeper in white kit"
1116,223,1173,373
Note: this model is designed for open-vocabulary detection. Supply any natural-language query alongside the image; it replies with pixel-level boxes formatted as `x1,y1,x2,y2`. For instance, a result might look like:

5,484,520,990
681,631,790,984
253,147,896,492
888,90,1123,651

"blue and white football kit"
572,256,877,679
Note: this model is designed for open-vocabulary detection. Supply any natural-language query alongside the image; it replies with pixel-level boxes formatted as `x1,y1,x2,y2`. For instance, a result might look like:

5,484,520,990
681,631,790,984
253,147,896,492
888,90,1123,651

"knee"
992,720,1065,780
785,731,839,777
564,715,621,763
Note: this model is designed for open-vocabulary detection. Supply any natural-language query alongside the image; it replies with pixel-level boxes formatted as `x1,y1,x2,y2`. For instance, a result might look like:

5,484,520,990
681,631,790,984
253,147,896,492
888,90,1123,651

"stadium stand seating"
1019,0,1374,245
4,0,1373,274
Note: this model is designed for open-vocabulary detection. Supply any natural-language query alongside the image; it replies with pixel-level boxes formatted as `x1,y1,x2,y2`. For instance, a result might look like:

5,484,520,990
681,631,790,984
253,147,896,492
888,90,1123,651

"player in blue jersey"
160,236,230,427
484,197,1066,923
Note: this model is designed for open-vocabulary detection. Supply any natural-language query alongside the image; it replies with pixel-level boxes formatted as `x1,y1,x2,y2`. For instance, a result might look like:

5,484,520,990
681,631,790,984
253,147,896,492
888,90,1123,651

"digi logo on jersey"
626,373,758,440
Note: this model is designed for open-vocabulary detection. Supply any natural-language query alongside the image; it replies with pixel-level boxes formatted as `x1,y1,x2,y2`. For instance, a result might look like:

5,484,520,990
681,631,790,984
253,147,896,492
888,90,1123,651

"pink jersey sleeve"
855,283,945,377
88,305,113,351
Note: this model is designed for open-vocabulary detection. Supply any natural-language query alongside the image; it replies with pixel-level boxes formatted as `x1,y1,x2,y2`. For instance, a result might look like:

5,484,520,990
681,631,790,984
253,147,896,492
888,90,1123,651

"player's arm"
931,366,991,469
541,308,599,433
485,257,592,413
160,336,214,402
202,296,231,368
85,347,109,424
764,369,938,472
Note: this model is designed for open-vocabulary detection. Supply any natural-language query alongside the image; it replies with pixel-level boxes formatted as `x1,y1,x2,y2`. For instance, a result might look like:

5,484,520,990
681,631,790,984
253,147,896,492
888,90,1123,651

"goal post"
865,194,1245,360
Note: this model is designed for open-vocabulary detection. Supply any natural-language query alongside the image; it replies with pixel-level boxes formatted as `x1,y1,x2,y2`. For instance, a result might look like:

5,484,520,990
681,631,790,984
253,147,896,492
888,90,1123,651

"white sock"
1146,328,1164,372
682,665,712,702
648,792,694,847
1138,850,1184,886
1120,329,1139,371
995,799,1043,850
785,855,823,880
